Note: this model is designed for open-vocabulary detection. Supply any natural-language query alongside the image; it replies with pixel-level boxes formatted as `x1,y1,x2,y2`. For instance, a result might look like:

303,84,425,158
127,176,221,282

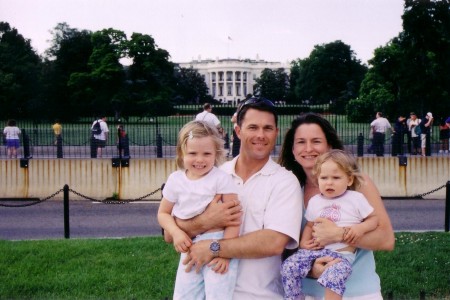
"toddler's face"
317,160,353,199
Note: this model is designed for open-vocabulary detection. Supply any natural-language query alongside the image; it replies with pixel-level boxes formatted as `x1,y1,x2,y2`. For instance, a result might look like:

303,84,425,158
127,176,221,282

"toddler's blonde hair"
176,121,225,169
312,149,364,190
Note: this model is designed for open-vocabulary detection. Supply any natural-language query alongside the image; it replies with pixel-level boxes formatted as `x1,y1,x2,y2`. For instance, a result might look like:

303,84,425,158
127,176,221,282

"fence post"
63,184,70,239
117,126,123,159
56,135,63,158
156,133,163,158
22,129,31,159
357,133,364,157
445,181,450,232
90,136,97,158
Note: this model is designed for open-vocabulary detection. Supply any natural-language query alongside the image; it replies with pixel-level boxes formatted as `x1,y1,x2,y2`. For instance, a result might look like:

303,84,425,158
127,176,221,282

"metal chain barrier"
68,187,162,204
0,183,444,206
412,183,447,199
0,188,64,207
0,185,162,207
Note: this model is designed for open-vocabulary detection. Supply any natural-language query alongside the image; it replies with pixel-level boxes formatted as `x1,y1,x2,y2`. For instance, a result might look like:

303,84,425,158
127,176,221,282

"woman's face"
292,123,331,171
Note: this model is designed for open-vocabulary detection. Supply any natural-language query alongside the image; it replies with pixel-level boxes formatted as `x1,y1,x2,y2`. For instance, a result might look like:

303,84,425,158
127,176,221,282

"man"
195,103,221,129
91,116,109,158
370,112,392,157
176,98,302,299
419,112,433,156
408,112,421,155
392,115,407,156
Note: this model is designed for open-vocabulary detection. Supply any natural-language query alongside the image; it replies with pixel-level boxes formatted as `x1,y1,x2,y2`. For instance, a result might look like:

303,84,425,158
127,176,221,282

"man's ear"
235,125,242,139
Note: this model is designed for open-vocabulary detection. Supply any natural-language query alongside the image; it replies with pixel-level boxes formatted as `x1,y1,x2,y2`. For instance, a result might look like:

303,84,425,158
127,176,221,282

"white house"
178,56,290,105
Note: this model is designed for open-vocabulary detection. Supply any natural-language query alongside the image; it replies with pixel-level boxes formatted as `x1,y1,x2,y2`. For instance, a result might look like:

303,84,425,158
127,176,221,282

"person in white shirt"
408,112,421,155
3,119,21,159
370,112,392,157
91,116,109,158
158,121,240,300
174,98,303,299
195,103,221,130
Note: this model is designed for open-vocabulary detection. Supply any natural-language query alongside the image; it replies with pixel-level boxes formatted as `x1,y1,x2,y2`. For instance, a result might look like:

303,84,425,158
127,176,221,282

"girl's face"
292,123,331,172
183,136,216,180
317,160,353,199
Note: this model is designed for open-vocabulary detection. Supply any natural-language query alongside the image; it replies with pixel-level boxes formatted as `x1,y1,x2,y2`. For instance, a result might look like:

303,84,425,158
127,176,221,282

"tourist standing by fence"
3,119,21,159
370,112,392,157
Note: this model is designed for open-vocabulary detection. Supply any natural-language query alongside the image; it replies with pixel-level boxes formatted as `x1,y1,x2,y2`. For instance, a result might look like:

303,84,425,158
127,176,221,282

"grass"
1,232,449,299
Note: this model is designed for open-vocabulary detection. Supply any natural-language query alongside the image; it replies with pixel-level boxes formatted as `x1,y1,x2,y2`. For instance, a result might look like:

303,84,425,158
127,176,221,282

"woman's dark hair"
7,119,16,126
278,113,344,186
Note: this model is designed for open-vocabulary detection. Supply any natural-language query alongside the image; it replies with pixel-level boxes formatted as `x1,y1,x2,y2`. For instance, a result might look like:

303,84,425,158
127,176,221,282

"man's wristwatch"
210,240,220,257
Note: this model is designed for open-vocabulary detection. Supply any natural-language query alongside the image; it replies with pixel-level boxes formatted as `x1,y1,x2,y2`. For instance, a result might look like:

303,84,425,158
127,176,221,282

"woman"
279,113,395,299
3,119,21,159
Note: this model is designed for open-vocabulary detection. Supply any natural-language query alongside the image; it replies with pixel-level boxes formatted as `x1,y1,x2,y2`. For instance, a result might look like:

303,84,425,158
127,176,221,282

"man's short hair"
236,97,277,126
203,103,212,110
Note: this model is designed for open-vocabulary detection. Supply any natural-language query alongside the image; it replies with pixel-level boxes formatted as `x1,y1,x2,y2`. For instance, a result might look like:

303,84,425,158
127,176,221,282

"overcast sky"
1,0,404,64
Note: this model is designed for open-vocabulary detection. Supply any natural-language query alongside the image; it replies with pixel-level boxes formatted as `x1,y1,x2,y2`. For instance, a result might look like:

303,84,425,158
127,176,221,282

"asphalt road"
0,199,447,240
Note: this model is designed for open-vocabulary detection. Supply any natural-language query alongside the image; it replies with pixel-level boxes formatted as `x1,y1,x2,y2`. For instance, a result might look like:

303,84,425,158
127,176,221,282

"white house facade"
178,57,290,104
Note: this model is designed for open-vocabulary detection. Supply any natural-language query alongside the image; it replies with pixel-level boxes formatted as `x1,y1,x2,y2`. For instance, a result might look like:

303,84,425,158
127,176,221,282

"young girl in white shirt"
158,120,240,300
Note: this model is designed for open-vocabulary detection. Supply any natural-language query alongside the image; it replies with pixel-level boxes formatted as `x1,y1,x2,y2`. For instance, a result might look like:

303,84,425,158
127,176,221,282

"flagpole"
227,36,232,58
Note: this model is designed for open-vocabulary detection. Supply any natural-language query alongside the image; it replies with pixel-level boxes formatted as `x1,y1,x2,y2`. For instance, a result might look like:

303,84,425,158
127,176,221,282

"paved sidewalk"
0,199,446,240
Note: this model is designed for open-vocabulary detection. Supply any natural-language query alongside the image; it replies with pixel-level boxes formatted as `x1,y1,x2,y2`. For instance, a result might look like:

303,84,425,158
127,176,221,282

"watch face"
210,241,220,252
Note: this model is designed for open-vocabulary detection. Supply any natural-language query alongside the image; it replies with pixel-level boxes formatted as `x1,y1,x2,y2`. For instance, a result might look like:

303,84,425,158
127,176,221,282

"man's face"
236,108,278,161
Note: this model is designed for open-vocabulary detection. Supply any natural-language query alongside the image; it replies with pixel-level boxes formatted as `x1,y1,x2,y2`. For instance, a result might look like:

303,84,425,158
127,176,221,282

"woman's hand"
311,218,343,247
310,256,341,278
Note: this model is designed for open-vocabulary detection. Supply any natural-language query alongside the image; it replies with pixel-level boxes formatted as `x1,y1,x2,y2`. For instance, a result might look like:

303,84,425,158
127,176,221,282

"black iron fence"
1,104,447,158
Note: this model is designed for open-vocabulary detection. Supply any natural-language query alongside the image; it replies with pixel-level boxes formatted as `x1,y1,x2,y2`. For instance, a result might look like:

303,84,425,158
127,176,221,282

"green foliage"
254,68,290,101
291,40,367,105
0,22,42,119
42,23,94,121
173,67,210,104
361,0,450,119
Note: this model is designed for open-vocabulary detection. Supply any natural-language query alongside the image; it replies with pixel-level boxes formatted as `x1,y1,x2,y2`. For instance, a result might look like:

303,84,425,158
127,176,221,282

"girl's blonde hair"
176,121,226,169
312,149,364,190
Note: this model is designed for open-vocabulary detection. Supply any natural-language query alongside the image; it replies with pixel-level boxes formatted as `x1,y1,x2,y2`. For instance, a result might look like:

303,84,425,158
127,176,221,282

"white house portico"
178,57,289,104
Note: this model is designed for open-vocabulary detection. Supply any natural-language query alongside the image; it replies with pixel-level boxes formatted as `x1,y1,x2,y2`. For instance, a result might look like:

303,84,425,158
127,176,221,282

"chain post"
445,181,450,232
64,184,70,239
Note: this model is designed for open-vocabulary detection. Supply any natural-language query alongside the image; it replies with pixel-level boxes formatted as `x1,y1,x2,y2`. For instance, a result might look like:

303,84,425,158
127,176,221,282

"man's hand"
183,240,214,273
175,195,242,237
202,195,242,229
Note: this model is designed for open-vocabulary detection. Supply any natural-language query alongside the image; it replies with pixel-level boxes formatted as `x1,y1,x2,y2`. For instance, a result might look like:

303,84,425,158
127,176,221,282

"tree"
0,22,42,119
397,0,450,117
291,40,367,107
352,0,450,121
347,43,401,122
41,23,93,120
254,68,289,102
127,33,175,116
173,67,210,104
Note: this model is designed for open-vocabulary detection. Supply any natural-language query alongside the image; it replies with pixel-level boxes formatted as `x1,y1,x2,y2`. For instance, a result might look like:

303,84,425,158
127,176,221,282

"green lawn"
1,232,449,299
